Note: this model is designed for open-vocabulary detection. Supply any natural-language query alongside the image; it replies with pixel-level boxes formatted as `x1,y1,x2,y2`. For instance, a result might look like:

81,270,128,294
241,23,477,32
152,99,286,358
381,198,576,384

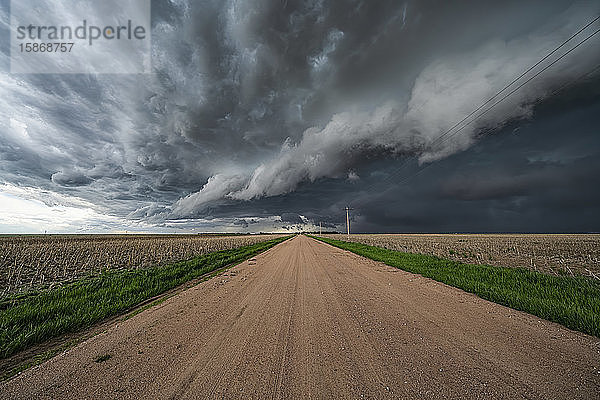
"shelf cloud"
1,0,599,232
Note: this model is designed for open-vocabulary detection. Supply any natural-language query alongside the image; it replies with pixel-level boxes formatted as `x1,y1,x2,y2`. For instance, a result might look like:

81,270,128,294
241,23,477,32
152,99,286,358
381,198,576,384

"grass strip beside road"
314,236,600,338
0,236,290,359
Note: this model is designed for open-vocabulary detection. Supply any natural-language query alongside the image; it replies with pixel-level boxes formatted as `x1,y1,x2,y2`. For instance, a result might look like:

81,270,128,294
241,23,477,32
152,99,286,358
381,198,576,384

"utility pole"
319,221,322,236
345,206,352,240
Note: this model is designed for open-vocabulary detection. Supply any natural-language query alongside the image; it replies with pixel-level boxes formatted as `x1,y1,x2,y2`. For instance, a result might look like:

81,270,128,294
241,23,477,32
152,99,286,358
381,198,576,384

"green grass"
0,236,290,359
313,236,600,338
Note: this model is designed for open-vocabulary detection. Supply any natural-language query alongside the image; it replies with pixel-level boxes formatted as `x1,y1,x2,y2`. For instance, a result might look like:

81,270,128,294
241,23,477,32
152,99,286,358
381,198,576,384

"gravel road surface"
2,235,599,399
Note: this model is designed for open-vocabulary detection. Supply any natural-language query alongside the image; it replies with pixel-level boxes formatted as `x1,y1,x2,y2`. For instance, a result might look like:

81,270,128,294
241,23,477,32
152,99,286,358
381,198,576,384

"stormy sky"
0,0,599,233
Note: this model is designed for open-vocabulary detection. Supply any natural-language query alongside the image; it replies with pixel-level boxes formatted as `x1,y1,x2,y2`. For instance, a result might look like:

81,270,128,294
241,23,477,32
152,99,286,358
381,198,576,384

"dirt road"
2,235,599,399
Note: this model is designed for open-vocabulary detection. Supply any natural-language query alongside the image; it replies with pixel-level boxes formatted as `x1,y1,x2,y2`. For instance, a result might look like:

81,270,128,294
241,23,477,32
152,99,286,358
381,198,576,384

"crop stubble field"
0,234,285,297
2,233,598,298
322,233,600,278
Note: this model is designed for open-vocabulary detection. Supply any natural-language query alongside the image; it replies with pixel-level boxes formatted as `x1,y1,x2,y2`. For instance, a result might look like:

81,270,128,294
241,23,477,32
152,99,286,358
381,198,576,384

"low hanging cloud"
1,1,599,231
171,174,247,217
171,7,600,217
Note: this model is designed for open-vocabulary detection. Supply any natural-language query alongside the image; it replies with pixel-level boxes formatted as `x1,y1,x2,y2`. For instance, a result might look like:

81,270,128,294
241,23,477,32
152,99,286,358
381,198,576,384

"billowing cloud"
0,0,599,232
172,174,247,217
179,8,600,209
279,213,304,225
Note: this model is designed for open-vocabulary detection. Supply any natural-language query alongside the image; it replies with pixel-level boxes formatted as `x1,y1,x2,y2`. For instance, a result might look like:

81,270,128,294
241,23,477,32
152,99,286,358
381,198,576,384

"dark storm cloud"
280,213,304,225
347,90,600,232
233,219,249,228
187,83,600,233
51,170,93,187
233,218,259,228
0,0,599,232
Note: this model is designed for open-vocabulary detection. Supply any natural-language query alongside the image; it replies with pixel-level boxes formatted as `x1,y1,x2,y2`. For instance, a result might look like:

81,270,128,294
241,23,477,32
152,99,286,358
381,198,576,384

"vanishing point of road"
2,235,599,399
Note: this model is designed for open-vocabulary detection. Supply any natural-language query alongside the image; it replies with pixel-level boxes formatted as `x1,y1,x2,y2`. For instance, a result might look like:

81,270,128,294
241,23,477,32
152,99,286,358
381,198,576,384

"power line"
376,17,598,188
439,26,600,150
367,61,600,198
428,15,600,150
351,16,600,205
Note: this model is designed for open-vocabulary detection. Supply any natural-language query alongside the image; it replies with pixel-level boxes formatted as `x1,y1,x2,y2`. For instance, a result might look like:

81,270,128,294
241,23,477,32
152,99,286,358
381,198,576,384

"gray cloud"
0,0,599,232
279,213,304,225
155,2,600,216
51,170,93,187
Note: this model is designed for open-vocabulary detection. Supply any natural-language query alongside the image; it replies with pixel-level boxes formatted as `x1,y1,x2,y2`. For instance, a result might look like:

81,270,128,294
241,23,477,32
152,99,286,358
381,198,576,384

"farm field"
0,236,290,364
0,234,285,297
322,233,600,277
2,235,598,399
